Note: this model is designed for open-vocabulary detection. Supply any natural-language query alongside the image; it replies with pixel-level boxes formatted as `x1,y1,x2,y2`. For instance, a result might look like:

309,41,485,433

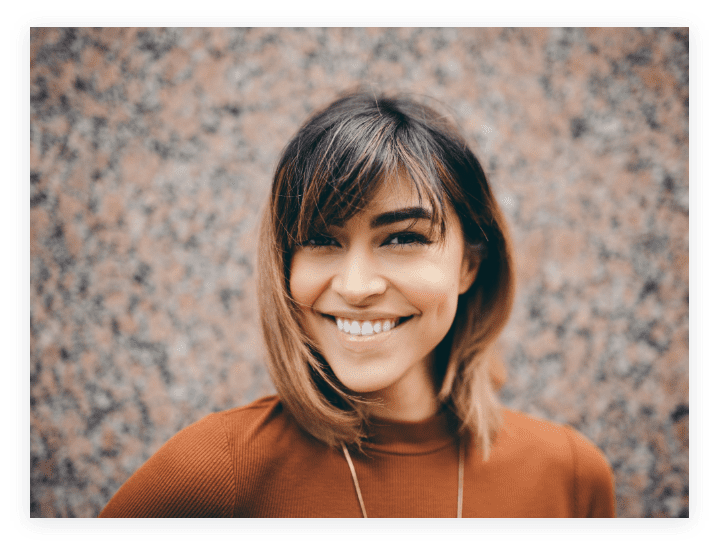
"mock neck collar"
363,409,457,455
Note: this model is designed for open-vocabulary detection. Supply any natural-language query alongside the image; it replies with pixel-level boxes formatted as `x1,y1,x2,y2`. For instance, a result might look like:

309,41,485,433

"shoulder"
213,394,285,432
211,394,301,454
169,395,293,473
152,395,287,470
490,409,574,474
494,410,615,517
498,409,608,462
99,395,287,517
499,409,570,448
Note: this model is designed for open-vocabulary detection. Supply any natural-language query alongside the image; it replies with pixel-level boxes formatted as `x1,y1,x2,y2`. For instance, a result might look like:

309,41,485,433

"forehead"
365,176,424,212
326,176,459,242
327,176,430,228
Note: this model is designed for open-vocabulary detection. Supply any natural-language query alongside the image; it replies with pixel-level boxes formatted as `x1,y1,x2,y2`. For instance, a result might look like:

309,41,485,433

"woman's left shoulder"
499,409,609,467
496,409,615,517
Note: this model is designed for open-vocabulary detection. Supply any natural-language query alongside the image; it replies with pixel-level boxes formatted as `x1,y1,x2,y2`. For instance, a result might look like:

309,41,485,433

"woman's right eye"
301,235,339,248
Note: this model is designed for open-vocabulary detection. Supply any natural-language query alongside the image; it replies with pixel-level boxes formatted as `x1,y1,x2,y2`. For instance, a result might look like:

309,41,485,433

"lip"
320,310,412,321
322,313,413,352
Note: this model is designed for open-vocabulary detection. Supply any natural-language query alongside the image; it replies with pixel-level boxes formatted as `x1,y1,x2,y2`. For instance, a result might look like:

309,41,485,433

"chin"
330,364,398,395
325,352,429,398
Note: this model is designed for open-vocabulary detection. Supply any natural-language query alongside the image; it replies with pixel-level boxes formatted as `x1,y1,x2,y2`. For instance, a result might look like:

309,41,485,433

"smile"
336,316,400,335
320,314,414,339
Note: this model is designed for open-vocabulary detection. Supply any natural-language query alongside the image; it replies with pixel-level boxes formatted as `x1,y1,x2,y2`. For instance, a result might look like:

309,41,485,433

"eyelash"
301,232,431,249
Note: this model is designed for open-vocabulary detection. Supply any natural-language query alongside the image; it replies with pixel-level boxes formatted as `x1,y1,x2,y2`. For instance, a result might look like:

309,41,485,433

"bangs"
286,111,450,246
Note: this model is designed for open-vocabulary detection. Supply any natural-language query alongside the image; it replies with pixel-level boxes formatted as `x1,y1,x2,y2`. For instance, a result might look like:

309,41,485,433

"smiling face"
289,179,479,420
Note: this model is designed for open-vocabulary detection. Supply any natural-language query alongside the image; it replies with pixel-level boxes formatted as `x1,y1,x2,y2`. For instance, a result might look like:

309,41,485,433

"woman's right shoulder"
213,394,284,424
153,394,290,458
210,394,297,449
98,395,293,517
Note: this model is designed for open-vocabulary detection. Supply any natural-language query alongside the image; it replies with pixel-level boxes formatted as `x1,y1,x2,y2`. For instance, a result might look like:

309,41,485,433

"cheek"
289,255,327,306
406,263,460,289
401,260,462,304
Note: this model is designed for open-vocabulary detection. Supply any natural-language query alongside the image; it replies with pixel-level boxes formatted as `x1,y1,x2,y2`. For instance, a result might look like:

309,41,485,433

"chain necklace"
340,438,465,518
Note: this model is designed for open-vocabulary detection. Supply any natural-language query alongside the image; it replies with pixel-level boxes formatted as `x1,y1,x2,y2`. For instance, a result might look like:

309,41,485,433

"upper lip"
319,310,412,321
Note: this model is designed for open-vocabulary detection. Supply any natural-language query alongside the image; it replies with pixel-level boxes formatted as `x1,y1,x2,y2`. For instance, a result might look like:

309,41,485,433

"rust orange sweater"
99,395,615,517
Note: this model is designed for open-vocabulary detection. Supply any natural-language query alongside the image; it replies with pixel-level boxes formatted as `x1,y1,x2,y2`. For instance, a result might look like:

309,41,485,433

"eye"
300,235,339,249
384,232,431,248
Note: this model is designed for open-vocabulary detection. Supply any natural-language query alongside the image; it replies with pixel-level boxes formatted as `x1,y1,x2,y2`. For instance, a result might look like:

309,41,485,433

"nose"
331,247,387,304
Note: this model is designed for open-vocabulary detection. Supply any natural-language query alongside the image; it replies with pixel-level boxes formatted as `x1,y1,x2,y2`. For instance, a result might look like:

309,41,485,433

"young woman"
99,91,614,518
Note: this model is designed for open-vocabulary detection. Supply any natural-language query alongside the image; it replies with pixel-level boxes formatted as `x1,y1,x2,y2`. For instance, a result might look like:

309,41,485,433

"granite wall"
30,27,689,518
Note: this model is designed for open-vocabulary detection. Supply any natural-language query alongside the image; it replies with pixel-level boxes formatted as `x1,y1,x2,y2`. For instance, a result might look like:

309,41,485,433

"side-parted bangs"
276,94,454,252
258,90,516,459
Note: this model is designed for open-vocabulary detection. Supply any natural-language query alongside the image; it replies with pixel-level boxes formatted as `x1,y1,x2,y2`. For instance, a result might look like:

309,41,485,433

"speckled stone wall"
30,27,689,518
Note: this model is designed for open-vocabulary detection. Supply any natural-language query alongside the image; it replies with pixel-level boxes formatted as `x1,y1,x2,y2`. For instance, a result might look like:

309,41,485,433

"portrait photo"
29,27,689,518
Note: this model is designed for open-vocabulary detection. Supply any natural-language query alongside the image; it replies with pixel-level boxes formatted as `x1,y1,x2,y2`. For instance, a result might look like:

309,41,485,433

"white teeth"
332,316,404,336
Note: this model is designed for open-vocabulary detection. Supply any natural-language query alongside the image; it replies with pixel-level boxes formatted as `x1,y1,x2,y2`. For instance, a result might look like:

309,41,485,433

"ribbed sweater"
99,395,615,517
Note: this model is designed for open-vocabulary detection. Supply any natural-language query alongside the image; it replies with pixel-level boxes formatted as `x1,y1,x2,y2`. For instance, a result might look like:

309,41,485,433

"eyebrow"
369,207,433,229
324,207,434,230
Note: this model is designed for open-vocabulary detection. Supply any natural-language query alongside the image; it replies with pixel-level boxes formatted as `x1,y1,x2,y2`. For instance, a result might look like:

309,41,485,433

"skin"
289,179,479,422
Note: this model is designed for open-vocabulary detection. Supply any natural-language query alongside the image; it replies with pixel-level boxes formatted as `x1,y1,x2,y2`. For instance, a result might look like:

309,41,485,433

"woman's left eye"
384,232,431,247
300,232,431,249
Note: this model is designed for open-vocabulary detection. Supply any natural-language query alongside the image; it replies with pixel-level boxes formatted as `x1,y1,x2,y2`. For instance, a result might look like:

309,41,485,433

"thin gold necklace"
341,437,465,518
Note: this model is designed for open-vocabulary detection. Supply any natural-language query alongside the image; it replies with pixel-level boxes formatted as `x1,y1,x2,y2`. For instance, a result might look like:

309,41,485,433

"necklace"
341,437,466,518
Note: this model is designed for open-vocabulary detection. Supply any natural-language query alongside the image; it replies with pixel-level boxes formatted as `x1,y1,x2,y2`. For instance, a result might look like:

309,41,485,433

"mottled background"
30,27,689,518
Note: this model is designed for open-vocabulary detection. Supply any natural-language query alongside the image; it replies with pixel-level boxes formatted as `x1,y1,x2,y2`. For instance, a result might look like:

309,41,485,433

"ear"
458,244,482,295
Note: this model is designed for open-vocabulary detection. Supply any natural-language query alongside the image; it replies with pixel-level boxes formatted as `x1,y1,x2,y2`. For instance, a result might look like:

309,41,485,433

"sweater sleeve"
99,413,236,517
564,426,616,518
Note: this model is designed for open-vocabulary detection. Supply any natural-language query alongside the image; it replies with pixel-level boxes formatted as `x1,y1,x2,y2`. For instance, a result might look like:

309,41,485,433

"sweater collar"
363,410,456,455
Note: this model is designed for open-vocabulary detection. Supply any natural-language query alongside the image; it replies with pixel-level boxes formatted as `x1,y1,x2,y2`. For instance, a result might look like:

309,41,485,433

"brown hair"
257,90,515,459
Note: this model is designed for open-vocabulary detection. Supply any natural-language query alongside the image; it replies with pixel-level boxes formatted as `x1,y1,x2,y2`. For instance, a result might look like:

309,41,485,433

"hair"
257,89,515,460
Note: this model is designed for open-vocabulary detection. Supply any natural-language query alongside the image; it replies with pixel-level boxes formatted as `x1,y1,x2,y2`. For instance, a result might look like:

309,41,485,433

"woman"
99,90,614,518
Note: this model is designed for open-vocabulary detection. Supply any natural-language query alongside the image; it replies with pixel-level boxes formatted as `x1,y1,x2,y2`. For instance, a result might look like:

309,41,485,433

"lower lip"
324,316,412,352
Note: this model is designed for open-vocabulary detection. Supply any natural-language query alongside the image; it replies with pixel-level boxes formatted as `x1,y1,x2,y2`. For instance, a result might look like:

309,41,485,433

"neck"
361,357,439,422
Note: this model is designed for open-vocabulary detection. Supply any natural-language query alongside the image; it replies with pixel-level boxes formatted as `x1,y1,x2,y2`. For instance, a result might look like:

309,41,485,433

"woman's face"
289,178,478,410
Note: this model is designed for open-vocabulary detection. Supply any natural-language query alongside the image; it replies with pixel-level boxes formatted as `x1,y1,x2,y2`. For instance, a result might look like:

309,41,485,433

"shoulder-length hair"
257,90,515,460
